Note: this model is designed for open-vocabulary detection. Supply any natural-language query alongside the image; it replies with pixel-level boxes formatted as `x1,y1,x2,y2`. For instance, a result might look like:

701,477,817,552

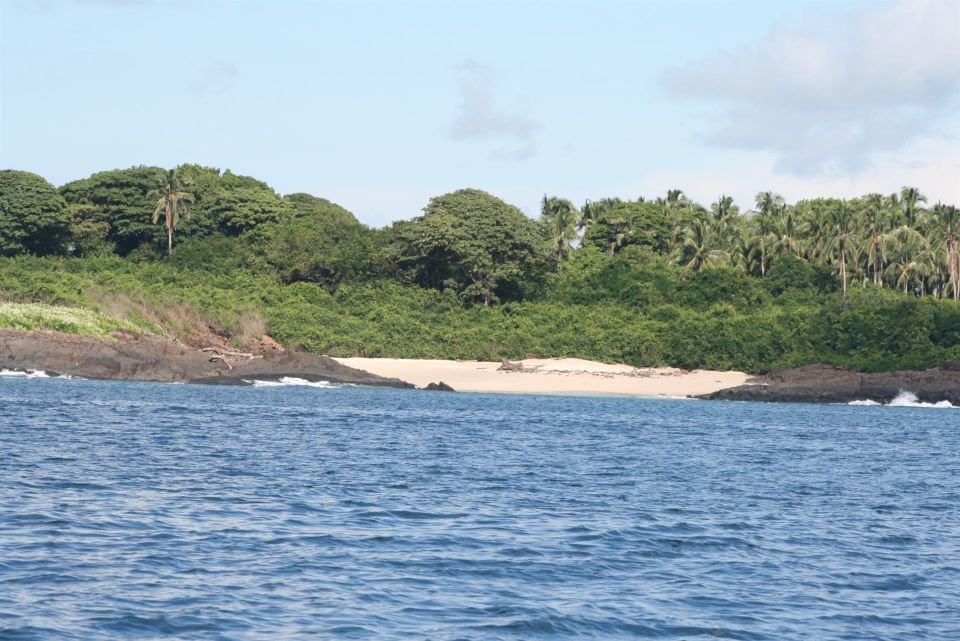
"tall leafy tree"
749,191,784,276
579,198,621,241
826,202,859,295
583,201,672,256
675,219,730,271
388,189,553,305
0,170,73,256
151,169,194,256
60,166,166,255
930,203,960,299
899,186,927,228
539,195,581,260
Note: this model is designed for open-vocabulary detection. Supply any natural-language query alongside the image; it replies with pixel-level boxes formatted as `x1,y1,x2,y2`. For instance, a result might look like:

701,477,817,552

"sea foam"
849,390,955,408
244,377,338,388
0,369,50,378
0,369,76,379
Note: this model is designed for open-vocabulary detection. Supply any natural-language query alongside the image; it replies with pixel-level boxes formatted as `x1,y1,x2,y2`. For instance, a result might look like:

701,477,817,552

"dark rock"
423,381,455,392
0,329,414,389
698,363,960,405
944,361,960,372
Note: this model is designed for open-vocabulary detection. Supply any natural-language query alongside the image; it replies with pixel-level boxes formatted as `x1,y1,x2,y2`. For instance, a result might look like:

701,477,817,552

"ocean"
1,375,958,640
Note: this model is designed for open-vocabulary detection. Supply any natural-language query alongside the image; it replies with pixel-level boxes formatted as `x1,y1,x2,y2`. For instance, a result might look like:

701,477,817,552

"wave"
0,369,76,379
244,377,338,389
849,390,955,408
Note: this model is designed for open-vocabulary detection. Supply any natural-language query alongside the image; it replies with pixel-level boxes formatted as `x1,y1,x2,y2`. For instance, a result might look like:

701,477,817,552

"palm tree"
930,203,960,299
675,220,729,271
151,169,194,256
861,193,891,285
900,186,927,229
710,194,740,243
540,195,580,260
772,208,803,258
885,227,929,294
579,198,620,241
826,202,859,295
750,191,784,276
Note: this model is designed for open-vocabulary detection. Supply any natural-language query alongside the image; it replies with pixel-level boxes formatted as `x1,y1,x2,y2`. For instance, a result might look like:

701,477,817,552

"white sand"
334,357,748,398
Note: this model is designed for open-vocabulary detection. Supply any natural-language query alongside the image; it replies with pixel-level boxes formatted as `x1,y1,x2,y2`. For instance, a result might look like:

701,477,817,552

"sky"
1,0,958,226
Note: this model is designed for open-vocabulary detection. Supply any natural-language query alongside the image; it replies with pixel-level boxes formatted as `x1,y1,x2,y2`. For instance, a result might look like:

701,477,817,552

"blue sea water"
1,377,958,640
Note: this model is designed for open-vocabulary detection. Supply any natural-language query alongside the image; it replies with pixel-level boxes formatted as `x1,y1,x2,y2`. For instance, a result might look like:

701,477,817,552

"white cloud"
635,136,960,212
450,60,539,160
660,0,960,176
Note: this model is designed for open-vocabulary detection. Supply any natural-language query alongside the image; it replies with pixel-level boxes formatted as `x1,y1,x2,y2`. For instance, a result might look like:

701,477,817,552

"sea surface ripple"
1,378,958,640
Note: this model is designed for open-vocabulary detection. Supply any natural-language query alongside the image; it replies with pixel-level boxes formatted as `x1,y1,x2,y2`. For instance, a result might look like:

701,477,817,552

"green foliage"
68,204,114,257
208,181,287,236
2,165,959,374
2,254,958,373
261,194,373,286
765,254,835,295
0,301,138,337
584,201,672,255
60,166,166,255
387,189,555,305
0,170,73,256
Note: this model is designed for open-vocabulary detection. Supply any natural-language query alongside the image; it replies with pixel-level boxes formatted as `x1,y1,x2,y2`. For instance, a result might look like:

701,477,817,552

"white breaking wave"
0,369,78,380
244,377,338,388
0,369,50,378
849,390,955,408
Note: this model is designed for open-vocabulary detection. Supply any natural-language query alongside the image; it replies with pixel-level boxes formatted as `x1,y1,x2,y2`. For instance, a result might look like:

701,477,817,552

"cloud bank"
660,0,960,176
450,60,539,160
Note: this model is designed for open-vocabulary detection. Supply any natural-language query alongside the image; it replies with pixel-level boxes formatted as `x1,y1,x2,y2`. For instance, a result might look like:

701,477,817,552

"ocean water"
1,377,958,640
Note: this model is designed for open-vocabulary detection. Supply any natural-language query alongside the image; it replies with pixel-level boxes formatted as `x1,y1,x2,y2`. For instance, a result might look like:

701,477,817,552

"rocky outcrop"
0,329,414,388
422,381,455,392
699,364,960,405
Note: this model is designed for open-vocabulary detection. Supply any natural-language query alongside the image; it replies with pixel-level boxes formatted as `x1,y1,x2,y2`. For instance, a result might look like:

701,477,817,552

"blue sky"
2,0,957,226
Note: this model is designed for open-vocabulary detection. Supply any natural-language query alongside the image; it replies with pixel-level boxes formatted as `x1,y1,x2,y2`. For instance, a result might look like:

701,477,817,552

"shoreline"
333,357,749,398
2,328,956,405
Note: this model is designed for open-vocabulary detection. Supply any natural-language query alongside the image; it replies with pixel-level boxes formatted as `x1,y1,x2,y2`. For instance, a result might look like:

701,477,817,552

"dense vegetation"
0,165,958,372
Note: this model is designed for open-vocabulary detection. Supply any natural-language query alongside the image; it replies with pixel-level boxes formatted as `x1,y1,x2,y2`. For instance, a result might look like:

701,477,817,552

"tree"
583,201,672,255
539,195,580,260
709,194,740,244
388,189,554,305
674,219,730,271
826,202,859,295
151,169,195,256
749,191,784,276
579,198,621,241
205,171,287,236
900,186,927,228
930,203,960,299
60,166,166,255
0,170,73,256
264,193,373,286
860,193,891,285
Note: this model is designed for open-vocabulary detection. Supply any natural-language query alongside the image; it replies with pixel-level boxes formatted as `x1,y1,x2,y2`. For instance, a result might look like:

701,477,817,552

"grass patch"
0,301,141,338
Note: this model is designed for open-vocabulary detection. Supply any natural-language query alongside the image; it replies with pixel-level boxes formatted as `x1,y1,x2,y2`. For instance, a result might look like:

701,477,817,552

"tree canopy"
1,164,959,373
0,170,73,257
388,188,554,305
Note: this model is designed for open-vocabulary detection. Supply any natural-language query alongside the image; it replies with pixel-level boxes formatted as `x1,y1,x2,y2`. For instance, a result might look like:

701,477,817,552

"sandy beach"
333,357,749,397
